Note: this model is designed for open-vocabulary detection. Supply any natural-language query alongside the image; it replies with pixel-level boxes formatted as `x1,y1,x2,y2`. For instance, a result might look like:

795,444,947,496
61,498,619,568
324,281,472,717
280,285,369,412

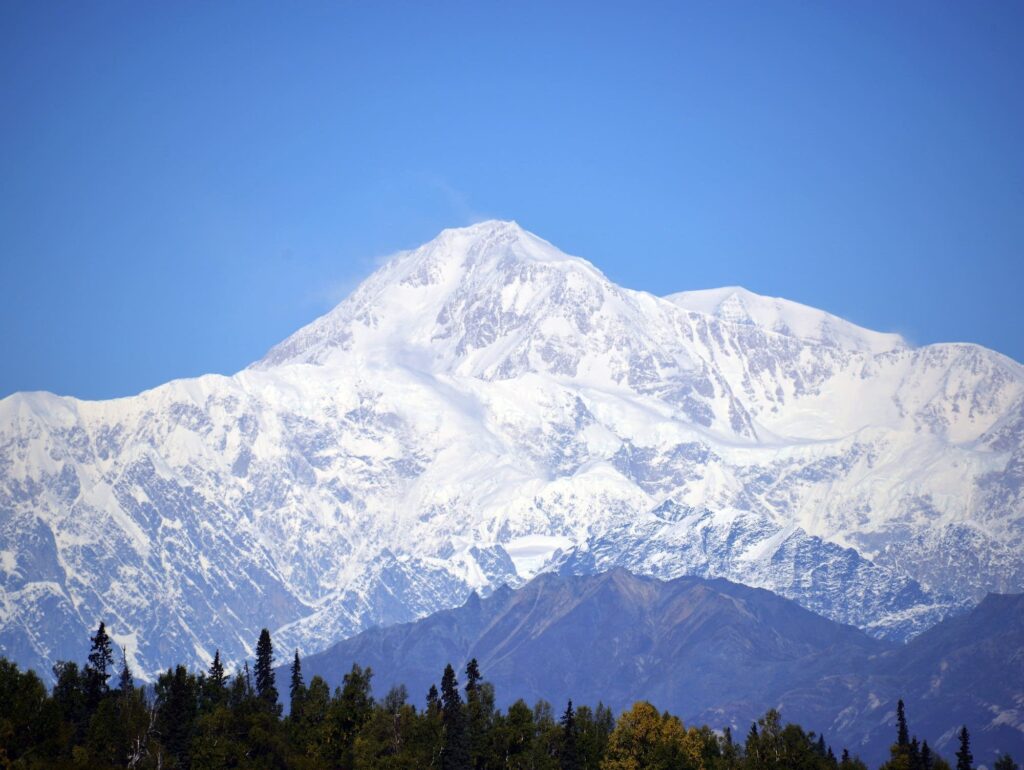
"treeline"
0,623,1018,770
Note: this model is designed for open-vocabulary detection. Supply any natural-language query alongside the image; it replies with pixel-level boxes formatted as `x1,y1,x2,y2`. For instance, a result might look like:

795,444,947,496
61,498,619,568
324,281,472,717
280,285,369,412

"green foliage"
559,700,581,770
440,662,469,769
289,649,306,719
320,662,374,767
0,627,998,770
84,621,115,711
255,627,281,717
154,664,199,767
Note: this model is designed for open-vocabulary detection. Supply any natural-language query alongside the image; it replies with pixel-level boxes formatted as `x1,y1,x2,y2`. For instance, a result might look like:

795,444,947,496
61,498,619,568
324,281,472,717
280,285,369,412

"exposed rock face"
1,220,1021,680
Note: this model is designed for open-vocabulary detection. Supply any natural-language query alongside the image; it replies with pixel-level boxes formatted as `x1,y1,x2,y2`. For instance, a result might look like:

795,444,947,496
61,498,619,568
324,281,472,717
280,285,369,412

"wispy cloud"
427,175,494,225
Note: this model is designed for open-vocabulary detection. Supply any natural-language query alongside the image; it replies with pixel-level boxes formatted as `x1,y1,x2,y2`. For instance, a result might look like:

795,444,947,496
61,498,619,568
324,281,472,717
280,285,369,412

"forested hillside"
0,623,1016,770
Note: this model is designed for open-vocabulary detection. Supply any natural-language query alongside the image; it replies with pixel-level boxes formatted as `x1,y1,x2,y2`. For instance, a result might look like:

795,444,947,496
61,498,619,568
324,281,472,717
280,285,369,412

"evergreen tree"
559,699,581,770
440,663,469,770
253,627,280,714
897,699,910,747
116,645,133,695
955,726,973,770
426,683,441,716
208,649,225,689
154,664,199,767
994,755,1020,770
84,621,115,710
465,657,481,696
910,737,922,770
202,649,226,707
922,740,933,770
289,649,306,717
464,658,490,769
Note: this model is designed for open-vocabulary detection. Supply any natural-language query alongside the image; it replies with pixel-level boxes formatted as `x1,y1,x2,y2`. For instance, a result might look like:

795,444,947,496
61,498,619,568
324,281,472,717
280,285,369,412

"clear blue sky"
2,2,1022,400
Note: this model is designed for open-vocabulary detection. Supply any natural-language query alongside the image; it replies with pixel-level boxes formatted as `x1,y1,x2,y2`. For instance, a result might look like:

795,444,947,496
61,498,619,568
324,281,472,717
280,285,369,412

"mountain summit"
1,222,1022,679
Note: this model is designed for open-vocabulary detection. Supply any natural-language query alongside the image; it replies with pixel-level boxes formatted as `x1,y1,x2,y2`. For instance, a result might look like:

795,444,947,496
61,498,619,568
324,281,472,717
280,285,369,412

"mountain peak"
444,218,524,237
257,224,913,373
254,221,614,371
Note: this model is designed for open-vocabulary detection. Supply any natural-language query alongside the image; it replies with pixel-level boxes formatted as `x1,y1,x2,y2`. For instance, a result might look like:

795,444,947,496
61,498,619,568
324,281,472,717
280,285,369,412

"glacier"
1,220,1021,680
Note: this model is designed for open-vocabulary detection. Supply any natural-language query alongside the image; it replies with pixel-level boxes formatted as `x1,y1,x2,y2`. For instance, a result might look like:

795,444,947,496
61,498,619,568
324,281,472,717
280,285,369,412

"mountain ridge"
1,221,1021,682
295,568,1024,767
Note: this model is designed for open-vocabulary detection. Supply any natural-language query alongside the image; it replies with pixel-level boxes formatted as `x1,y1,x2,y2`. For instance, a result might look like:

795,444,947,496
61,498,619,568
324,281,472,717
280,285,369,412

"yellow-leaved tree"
600,701,707,770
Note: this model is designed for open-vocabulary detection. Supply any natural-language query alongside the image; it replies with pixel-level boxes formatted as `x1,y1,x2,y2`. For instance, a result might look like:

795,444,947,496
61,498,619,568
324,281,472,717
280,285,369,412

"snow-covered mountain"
1,220,1021,680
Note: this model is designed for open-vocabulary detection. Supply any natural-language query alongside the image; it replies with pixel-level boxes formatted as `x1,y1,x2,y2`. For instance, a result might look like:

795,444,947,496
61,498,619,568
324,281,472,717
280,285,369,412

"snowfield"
1,220,1021,679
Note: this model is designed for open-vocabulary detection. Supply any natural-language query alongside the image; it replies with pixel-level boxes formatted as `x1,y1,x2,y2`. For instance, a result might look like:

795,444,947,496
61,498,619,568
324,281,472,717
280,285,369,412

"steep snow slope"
665,286,905,355
1,220,1021,680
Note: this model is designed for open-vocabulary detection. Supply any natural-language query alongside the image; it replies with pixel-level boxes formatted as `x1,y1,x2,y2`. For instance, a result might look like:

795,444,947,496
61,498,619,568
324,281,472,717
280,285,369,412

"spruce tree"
465,658,481,696
208,649,226,689
202,649,227,709
897,699,910,747
290,649,306,717
154,664,200,766
955,726,973,770
440,663,469,770
84,621,115,710
464,658,488,769
922,740,933,770
116,645,133,695
910,737,922,770
253,627,280,713
426,683,441,716
559,699,581,770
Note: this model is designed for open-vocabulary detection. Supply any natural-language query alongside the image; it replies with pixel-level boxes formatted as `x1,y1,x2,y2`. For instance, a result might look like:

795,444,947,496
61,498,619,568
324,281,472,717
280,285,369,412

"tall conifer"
254,628,279,713
116,645,133,695
290,649,306,717
208,649,226,689
559,699,581,770
426,683,441,716
956,726,973,770
84,621,115,710
440,663,468,770
896,699,910,747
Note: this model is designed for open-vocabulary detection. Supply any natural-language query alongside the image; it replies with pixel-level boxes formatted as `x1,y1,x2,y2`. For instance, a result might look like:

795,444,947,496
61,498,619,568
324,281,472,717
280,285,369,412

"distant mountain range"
1,220,1022,682
297,569,1024,768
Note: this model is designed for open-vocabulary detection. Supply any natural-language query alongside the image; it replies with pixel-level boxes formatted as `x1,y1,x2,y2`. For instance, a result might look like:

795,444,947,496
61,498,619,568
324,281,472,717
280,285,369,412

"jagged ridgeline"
1,221,1022,683
0,622,1015,770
